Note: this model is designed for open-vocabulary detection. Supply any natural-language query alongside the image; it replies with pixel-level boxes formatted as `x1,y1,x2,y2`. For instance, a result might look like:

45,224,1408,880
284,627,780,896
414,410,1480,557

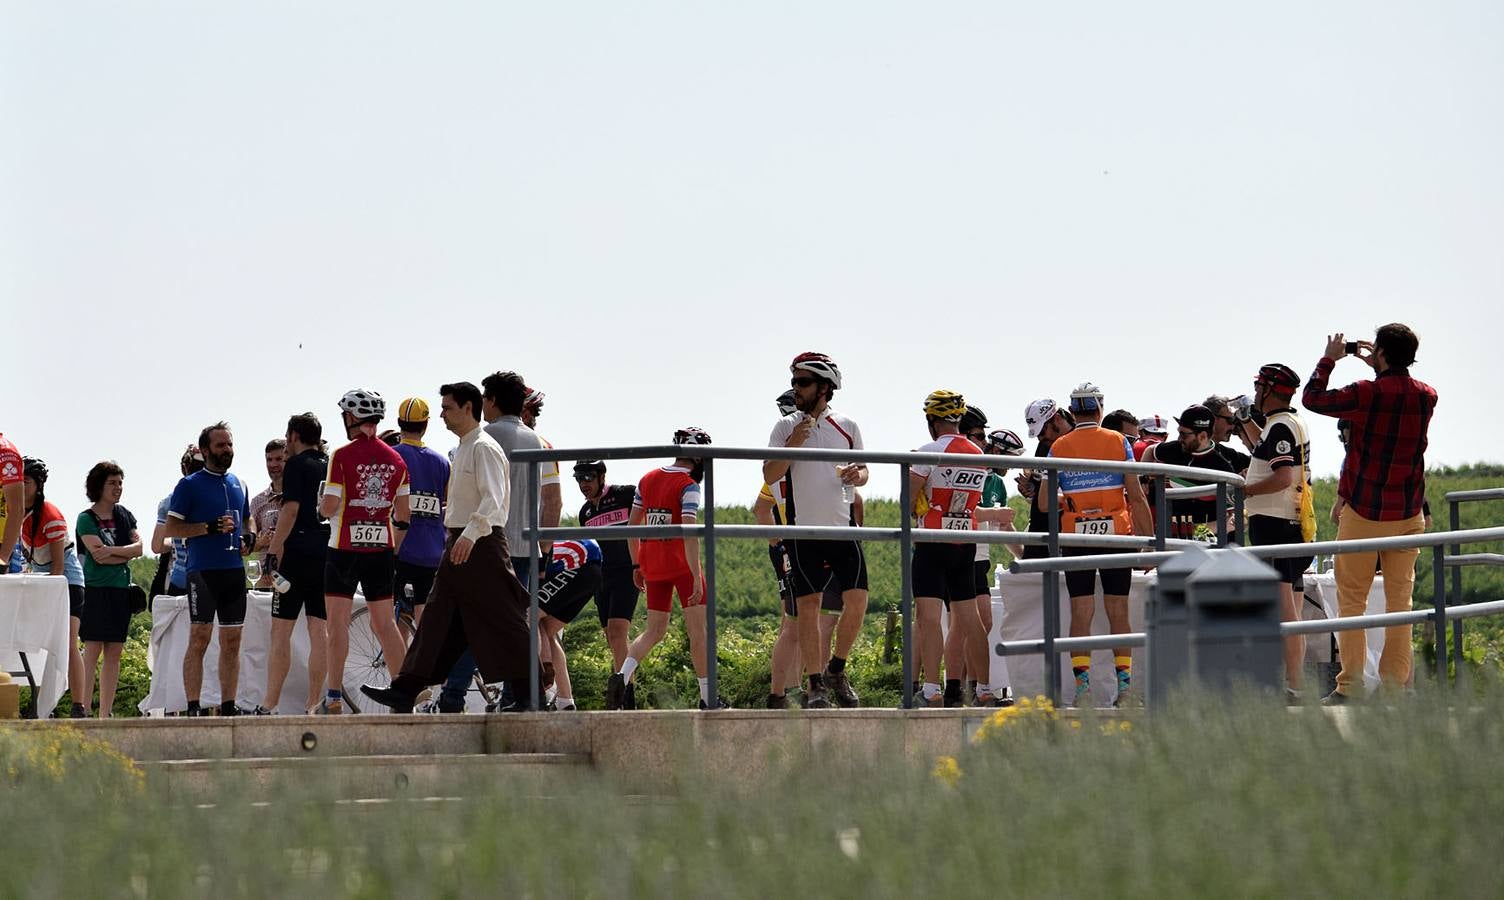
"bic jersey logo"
352,463,398,511
935,467,987,490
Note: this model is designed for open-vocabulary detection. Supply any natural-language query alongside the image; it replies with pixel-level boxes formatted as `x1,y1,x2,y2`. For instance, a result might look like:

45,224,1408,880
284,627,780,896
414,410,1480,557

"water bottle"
271,570,292,594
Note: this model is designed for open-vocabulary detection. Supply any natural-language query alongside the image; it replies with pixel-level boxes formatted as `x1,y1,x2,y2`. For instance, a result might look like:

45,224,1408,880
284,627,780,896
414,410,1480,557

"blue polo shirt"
168,468,251,573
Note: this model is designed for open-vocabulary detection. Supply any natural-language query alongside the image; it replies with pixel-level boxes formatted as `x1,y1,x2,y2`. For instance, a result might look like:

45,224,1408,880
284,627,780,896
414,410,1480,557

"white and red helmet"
790,351,842,390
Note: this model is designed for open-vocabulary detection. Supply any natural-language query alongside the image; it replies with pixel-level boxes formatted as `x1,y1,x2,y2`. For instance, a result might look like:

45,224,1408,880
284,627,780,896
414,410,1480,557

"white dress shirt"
446,423,510,544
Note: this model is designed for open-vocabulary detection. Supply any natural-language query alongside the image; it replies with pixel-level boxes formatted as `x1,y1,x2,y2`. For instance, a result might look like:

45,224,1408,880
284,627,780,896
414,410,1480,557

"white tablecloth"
143,590,383,715
989,570,1151,705
0,574,72,714
1305,571,1389,691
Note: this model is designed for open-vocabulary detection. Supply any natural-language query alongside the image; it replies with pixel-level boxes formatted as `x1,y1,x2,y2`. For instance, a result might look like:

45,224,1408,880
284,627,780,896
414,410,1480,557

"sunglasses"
573,473,599,482
790,376,817,388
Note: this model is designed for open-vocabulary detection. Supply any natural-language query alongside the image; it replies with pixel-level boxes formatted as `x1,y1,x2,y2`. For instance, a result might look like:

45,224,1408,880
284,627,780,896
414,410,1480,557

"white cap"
1024,399,1059,439
1138,414,1169,435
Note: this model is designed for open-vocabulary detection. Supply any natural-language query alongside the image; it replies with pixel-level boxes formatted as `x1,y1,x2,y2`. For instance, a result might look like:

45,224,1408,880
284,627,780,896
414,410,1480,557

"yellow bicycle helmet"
922,389,967,422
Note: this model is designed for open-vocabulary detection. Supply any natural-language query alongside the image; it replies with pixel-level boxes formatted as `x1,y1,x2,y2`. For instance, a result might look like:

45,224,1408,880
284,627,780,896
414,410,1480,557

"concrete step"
141,751,591,802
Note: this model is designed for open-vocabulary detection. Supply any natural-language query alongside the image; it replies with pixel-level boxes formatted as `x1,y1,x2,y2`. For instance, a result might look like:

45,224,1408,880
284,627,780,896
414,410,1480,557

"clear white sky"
4,2,1501,521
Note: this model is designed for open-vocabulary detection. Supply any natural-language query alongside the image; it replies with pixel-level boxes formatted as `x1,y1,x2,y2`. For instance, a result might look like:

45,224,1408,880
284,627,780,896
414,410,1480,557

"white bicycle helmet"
1069,381,1103,413
339,388,386,421
790,351,842,390
673,426,712,446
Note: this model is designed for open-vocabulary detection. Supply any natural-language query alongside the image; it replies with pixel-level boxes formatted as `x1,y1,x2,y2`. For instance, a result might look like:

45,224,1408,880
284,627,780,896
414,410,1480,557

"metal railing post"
1043,468,1061,706
1450,500,1465,691
1215,482,1228,547
527,461,541,711
703,458,719,708
1433,543,1447,688
1154,475,1169,552
899,463,914,709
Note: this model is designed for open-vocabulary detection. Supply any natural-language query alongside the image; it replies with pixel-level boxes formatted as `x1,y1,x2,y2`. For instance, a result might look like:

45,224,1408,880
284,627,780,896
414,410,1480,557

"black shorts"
539,562,604,625
67,583,85,618
595,566,640,626
1062,546,1132,598
913,543,977,606
394,558,438,615
769,544,795,609
786,539,867,598
325,548,395,601
271,546,326,621
973,559,993,598
187,568,248,627
79,585,132,642
1248,515,1314,590
785,567,844,617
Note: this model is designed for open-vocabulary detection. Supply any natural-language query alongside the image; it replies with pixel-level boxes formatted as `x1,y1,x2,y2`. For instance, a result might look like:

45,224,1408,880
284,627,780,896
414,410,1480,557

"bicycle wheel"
343,606,390,713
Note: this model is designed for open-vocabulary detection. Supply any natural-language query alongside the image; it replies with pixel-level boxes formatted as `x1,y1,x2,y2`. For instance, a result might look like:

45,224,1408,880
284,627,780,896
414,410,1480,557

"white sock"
619,657,639,681
975,682,991,697
922,682,941,700
556,698,575,710
698,677,710,704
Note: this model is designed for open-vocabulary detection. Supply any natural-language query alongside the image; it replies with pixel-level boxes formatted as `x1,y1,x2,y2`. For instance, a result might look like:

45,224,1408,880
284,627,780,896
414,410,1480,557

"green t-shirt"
76,507,135,589
980,472,1008,509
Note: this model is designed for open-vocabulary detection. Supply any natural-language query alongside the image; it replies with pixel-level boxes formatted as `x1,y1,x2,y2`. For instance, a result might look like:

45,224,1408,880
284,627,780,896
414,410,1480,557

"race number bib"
644,510,673,527
941,515,974,531
410,493,441,518
350,523,390,546
1074,518,1116,536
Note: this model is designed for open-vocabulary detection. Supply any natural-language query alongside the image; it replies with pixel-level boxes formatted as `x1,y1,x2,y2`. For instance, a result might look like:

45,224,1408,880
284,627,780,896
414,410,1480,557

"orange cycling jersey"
1048,423,1135,536
913,433,986,538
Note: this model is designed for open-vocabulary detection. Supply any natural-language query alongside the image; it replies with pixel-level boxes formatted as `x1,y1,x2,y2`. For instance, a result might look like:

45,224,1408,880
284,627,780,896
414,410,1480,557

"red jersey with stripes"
912,433,987,536
324,433,411,552
0,434,20,540
548,539,603,573
632,465,701,580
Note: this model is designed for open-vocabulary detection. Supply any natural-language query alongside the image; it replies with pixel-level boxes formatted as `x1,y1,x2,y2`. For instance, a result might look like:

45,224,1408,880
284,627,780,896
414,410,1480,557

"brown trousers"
392,527,536,695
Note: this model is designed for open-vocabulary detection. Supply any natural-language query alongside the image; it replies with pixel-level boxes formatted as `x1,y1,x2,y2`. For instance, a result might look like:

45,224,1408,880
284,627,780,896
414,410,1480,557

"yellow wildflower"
932,755,962,787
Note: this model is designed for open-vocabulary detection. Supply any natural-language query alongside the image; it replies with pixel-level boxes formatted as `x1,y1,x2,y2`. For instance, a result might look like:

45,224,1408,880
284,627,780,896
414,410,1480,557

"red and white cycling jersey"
912,433,986,536
324,434,410,552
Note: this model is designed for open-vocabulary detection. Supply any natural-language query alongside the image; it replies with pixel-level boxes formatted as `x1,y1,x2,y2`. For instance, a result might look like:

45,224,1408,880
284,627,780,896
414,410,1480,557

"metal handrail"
1444,488,1504,503
1442,488,1504,691
509,443,1248,710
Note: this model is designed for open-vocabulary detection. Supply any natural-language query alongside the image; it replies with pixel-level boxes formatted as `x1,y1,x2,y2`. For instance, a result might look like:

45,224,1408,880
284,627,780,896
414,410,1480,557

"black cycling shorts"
187,567,248,627
595,566,640,626
539,562,604,625
785,566,844,617
1248,515,1313,590
271,546,326,621
973,559,993,598
769,543,795,608
325,548,395,602
786,539,867,598
1062,546,1132,598
67,583,85,618
913,543,977,606
394,558,438,615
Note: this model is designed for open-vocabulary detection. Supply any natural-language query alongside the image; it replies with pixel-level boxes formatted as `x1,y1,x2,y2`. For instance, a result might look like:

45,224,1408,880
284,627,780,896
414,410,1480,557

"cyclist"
153,446,206,599
536,538,604,711
607,428,724,710
973,427,1024,703
262,413,331,715
1042,383,1152,707
164,423,250,716
575,459,640,678
764,352,869,709
1134,414,1168,461
0,432,21,570
910,391,993,707
320,390,411,715
391,398,451,634
1137,405,1237,538
1204,395,1254,474
17,457,90,717
1243,363,1315,701
248,439,286,589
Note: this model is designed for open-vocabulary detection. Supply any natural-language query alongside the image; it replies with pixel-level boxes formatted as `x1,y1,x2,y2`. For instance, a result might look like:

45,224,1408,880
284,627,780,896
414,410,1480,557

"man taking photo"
1303,324,1436,703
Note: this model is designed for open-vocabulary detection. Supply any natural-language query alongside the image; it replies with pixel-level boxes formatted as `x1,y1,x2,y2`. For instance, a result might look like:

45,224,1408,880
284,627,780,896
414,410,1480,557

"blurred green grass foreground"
6,685,1504,898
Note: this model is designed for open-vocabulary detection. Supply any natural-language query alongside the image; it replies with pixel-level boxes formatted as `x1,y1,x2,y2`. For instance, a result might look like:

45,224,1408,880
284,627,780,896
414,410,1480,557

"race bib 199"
1074,518,1116,536
350,523,390,546
410,493,441,518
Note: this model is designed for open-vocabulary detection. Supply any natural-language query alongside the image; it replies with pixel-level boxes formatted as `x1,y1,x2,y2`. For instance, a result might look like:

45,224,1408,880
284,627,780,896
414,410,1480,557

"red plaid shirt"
1302,358,1436,521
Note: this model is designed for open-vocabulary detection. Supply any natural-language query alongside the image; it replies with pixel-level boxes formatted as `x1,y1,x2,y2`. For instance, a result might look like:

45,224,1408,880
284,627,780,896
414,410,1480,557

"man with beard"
573,459,639,675
1137,405,1236,538
164,422,253,716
